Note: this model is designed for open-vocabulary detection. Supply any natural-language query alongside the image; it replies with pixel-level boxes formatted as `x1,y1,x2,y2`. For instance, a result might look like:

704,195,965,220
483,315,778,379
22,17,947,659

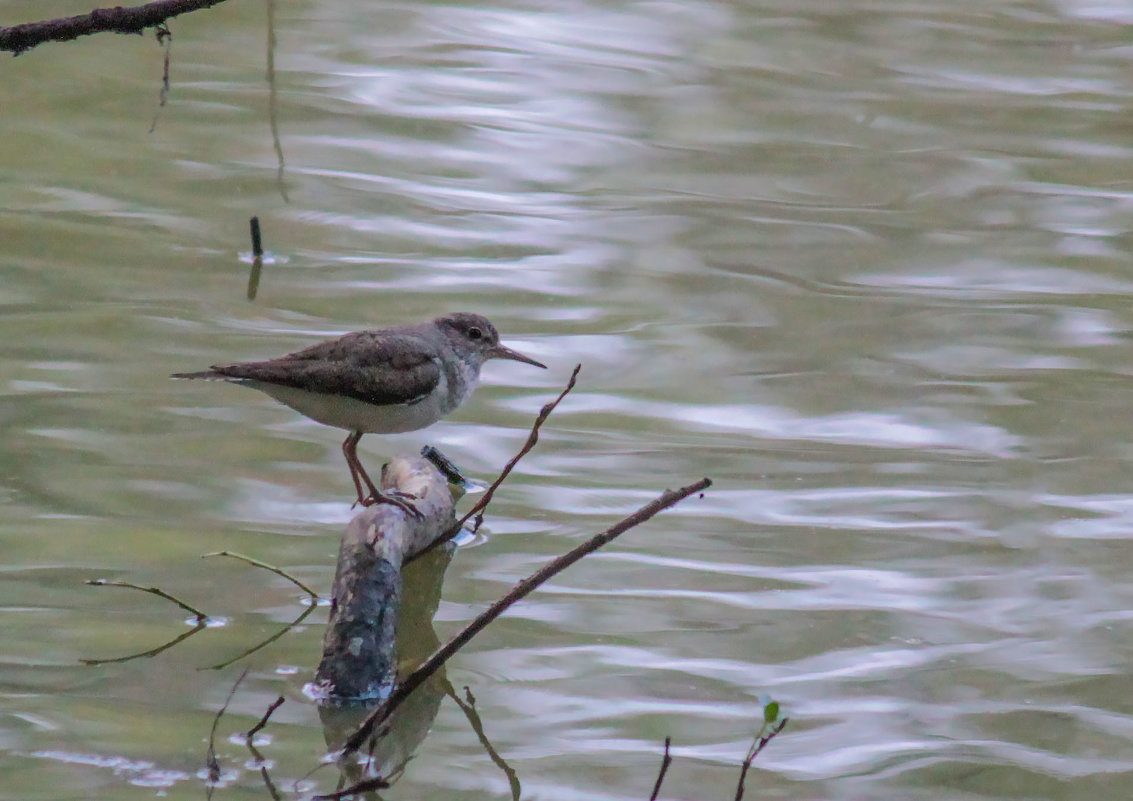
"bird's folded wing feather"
186,330,442,407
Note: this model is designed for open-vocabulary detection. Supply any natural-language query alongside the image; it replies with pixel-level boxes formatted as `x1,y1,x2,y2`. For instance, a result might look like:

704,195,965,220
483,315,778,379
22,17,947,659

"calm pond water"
4,0,1133,798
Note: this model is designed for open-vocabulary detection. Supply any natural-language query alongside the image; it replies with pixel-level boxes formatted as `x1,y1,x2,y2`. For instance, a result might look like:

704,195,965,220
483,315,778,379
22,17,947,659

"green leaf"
763,701,779,724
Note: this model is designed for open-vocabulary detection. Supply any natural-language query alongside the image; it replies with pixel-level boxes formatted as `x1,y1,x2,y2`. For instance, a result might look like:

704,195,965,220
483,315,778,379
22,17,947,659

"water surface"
3,0,1133,799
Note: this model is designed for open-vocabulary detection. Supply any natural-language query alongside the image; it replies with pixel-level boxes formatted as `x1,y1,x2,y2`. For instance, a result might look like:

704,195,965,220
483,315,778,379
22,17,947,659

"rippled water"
4,0,1133,798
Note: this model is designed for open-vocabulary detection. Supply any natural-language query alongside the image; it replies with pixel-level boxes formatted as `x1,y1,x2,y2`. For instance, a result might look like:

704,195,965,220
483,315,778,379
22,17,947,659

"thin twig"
409,364,580,566
202,551,319,600
85,579,207,621
246,696,285,740
734,718,789,801
341,476,712,754
649,737,673,801
147,23,171,133
457,364,580,533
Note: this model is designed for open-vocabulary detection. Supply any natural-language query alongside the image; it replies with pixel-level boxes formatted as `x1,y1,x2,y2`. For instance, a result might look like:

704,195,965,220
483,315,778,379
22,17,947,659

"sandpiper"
173,312,546,513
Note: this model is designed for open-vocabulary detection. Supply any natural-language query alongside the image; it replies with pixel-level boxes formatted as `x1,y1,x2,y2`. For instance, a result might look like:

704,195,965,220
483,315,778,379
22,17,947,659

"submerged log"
313,454,456,701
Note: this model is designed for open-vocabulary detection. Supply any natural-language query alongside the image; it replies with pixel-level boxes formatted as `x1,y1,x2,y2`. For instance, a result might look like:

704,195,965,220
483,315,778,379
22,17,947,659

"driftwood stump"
313,454,456,701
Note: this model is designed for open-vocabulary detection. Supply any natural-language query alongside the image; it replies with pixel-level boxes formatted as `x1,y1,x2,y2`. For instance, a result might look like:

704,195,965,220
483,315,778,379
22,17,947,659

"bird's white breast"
244,357,482,435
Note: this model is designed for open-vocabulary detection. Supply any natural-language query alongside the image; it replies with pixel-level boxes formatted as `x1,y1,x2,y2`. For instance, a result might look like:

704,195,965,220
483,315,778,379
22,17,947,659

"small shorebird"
173,312,545,513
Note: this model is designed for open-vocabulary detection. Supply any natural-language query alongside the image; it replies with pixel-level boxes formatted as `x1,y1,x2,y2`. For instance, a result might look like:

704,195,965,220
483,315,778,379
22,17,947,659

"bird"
172,312,546,514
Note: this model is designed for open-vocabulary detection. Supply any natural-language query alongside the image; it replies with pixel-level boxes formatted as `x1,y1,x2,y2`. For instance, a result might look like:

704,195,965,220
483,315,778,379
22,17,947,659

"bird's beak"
491,344,546,368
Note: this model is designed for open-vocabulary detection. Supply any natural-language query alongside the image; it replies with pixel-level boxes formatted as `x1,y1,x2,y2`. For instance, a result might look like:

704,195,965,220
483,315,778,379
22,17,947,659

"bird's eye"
467,327,483,340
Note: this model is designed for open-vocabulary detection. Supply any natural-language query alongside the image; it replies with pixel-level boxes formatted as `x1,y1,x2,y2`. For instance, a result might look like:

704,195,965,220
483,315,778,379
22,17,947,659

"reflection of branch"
207,667,248,796
245,735,283,800
449,684,521,801
312,776,390,800
255,759,283,801
1,0,229,55
204,602,316,670
82,575,209,663
265,0,289,203
342,476,712,755
80,620,205,665
85,578,208,620
649,737,672,801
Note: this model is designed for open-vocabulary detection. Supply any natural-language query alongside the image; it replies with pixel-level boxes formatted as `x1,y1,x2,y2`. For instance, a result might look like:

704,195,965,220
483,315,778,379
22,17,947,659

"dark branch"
1,0,229,55
457,363,580,533
340,476,712,754
246,696,285,740
249,216,264,258
734,718,789,801
202,550,319,600
409,364,581,564
85,578,207,621
649,736,673,801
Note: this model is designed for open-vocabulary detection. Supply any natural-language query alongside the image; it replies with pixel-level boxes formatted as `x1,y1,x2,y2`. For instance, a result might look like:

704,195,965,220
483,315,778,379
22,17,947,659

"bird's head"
436,312,546,369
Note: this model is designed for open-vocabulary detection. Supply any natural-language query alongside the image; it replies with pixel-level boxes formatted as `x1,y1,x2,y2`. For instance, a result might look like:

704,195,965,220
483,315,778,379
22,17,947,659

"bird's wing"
199,330,443,407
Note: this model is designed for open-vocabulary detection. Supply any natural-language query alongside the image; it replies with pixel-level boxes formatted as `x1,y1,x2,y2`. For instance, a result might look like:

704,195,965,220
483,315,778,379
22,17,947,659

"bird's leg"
341,431,422,518
342,431,371,506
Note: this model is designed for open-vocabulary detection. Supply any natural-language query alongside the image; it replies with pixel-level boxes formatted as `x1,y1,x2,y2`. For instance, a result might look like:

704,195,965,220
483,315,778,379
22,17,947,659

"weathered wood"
317,545,451,769
313,455,455,701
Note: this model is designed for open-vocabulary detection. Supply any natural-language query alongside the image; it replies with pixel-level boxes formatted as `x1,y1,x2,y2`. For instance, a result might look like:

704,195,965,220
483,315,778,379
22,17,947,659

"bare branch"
202,550,319,600
86,578,207,621
1,0,229,55
458,364,580,532
246,696,285,740
341,476,712,754
409,364,581,564
649,736,673,801
734,718,789,801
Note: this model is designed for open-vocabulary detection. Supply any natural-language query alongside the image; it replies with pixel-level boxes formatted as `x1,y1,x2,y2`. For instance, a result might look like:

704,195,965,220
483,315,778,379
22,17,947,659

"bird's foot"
358,489,423,519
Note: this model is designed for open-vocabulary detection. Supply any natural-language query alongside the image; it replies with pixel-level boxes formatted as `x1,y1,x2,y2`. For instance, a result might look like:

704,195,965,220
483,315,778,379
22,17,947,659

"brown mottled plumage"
174,312,545,512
